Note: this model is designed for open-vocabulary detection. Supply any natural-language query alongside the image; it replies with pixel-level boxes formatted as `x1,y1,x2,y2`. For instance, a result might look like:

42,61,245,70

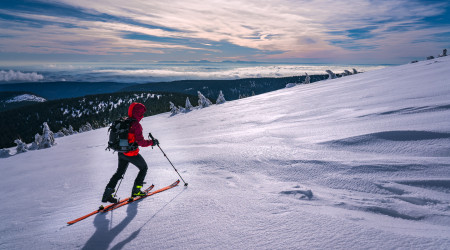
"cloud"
93,64,384,82
0,70,44,82
0,0,449,63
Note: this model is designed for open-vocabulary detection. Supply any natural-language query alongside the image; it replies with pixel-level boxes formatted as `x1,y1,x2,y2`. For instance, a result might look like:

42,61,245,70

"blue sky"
0,0,449,65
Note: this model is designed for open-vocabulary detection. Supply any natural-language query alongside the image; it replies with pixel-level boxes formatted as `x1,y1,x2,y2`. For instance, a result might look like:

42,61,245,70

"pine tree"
169,101,179,116
216,90,226,104
68,125,76,135
303,73,310,84
185,97,193,111
326,70,337,79
60,127,70,136
79,122,93,132
197,91,212,108
40,122,55,149
343,70,352,76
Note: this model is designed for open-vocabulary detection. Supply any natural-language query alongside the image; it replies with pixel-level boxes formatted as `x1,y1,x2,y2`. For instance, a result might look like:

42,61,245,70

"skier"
102,102,159,203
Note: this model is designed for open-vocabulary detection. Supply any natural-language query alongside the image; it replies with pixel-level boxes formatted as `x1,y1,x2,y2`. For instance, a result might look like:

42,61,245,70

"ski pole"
149,133,188,186
113,164,129,198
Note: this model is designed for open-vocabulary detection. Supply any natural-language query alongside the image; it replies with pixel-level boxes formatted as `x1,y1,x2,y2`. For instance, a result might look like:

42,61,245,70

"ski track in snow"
1,57,450,249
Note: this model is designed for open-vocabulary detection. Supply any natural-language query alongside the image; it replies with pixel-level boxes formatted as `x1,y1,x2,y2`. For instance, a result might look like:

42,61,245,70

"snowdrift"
1,57,450,249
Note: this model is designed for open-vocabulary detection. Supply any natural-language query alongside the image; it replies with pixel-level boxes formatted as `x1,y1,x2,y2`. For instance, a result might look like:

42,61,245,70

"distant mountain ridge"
0,74,329,101
0,82,131,100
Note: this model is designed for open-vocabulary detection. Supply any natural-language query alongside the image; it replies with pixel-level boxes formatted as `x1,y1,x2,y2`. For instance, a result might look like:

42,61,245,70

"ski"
67,184,155,225
101,184,155,212
102,180,180,212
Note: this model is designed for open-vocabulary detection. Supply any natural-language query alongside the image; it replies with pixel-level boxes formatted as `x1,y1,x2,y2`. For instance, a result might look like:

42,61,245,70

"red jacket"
124,102,153,156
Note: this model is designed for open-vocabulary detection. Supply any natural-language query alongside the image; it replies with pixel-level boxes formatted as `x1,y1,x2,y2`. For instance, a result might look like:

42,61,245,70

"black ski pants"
106,153,148,189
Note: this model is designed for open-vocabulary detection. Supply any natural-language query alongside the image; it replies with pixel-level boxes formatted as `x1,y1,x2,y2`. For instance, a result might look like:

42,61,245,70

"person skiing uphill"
102,102,159,203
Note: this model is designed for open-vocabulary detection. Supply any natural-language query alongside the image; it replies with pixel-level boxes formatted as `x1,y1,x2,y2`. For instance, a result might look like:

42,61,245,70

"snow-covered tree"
303,73,310,84
0,148,11,158
79,122,93,133
326,70,337,79
54,131,65,138
61,127,70,136
169,101,179,116
197,91,212,108
14,139,28,153
68,125,76,135
216,90,226,104
185,97,194,111
40,122,55,149
28,133,42,150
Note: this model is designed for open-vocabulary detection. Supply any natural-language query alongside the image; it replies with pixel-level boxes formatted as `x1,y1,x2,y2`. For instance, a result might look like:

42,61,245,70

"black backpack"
106,117,138,153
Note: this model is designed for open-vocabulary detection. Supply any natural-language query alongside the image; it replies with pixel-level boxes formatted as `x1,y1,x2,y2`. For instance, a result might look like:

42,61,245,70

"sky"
0,0,449,65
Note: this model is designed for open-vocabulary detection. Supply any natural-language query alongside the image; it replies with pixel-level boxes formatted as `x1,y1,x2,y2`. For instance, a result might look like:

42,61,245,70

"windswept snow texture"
5,94,47,103
1,57,450,249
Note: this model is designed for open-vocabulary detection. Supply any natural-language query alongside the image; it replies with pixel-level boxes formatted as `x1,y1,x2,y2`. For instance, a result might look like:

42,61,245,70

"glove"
152,139,159,146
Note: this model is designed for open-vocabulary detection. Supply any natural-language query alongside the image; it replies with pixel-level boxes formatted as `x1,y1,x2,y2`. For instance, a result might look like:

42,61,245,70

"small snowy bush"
28,133,42,150
0,148,11,158
14,139,28,153
285,82,296,88
79,122,93,133
343,70,352,76
54,131,65,138
60,127,71,136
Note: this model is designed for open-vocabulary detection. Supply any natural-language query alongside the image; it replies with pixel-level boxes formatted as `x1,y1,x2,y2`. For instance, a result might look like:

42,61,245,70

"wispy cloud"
0,0,449,63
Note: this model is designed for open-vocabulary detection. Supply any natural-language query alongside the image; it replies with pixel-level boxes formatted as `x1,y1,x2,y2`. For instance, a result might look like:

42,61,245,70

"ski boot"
131,185,147,198
102,187,118,203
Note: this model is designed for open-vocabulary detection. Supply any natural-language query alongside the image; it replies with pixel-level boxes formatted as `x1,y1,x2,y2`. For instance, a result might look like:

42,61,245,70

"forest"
0,91,197,148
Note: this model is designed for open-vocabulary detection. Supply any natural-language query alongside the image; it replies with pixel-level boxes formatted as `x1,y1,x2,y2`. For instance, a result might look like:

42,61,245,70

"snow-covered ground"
1,57,450,249
4,94,47,103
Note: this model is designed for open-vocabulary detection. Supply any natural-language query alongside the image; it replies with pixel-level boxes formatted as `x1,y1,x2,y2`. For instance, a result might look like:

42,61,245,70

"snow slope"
1,57,450,249
5,94,46,103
